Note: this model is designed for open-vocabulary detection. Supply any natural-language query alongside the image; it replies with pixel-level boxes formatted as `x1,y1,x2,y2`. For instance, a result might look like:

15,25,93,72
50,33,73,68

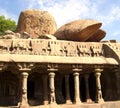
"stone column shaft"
20,72,29,108
95,69,104,103
49,72,56,104
73,72,81,104
65,75,72,104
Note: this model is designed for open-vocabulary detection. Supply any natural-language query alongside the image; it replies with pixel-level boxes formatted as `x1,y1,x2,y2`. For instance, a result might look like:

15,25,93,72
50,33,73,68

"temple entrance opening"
28,72,43,106
0,71,19,106
27,80,35,99
69,74,74,102
101,69,117,101
55,73,66,104
80,76,86,102
89,73,96,101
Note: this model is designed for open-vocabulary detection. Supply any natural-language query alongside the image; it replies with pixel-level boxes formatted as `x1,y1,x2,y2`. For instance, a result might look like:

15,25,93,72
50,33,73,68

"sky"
0,0,120,41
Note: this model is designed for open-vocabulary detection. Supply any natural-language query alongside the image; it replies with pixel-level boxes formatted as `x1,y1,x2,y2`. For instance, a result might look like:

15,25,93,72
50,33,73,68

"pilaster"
94,68,104,103
48,64,58,104
73,68,82,104
19,72,29,108
48,72,56,104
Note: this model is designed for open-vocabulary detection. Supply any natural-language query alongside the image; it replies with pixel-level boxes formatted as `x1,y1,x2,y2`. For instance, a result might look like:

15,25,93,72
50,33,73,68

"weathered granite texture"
86,29,106,42
16,9,57,39
54,20,106,42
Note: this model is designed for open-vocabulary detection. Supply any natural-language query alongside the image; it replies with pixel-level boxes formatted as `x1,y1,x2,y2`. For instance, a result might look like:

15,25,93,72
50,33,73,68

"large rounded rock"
54,19,102,41
16,9,57,38
86,29,106,42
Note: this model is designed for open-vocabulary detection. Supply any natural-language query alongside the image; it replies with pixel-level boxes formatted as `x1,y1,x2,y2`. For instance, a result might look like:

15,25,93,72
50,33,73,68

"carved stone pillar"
84,74,92,102
19,72,29,108
73,69,82,104
49,72,56,104
94,68,104,103
42,74,48,105
65,75,72,104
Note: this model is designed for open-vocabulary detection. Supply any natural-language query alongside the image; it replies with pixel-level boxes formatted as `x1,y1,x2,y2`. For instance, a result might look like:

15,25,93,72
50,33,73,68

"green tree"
0,16,16,36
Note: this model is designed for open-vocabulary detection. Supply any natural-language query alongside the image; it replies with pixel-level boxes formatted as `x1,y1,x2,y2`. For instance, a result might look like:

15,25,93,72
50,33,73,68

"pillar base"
50,101,57,105
19,102,29,108
95,98,104,103
74,98,81,104
43,100,49,105
86,98,93,103
49,103,58,108
66,100,72,104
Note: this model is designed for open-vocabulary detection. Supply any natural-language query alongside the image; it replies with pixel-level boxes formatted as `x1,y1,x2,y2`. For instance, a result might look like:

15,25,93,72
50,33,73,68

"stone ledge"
0,54,118,65
0,101,119,108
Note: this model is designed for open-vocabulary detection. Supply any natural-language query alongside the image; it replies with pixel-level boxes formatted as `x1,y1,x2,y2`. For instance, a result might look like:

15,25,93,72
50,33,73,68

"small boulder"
37,34,57,40
2,35,18,39
5,30,15,35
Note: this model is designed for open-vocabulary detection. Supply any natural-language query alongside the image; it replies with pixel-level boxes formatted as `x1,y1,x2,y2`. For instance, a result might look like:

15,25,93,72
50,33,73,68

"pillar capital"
94,68,103,73
18,63,34,72
21,72,29,76
94,72,101,77
49,72,55,78
73,68,82,73
73,72,79,76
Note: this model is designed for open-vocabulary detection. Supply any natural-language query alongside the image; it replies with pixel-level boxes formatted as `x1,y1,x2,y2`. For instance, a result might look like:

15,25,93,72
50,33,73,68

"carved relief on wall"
89,43,104,57
30,39,49,55
0,39,106,57
11,39,31,54
77,43,91,57
0,39,12,53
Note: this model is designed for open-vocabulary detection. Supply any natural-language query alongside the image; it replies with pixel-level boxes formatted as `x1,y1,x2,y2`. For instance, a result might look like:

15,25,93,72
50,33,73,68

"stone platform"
1,101,120,108
32,101,120,108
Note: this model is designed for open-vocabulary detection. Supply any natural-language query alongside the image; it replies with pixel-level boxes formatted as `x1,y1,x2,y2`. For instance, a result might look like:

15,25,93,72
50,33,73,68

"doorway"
27,80,35,99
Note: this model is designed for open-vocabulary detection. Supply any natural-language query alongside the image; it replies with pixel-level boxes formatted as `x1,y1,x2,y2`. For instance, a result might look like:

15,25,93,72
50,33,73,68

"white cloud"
96,6,120,26
112,31,120,37
25,0,120,28
25,0,99,27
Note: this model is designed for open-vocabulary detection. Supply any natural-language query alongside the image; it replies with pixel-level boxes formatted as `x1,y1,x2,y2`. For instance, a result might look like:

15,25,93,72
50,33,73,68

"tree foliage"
0,16,17,36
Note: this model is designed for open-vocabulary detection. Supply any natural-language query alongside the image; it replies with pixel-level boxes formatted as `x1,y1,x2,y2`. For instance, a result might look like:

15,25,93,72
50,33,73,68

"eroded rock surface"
16,9,57,39
86,29,106,42
54,19,104,42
